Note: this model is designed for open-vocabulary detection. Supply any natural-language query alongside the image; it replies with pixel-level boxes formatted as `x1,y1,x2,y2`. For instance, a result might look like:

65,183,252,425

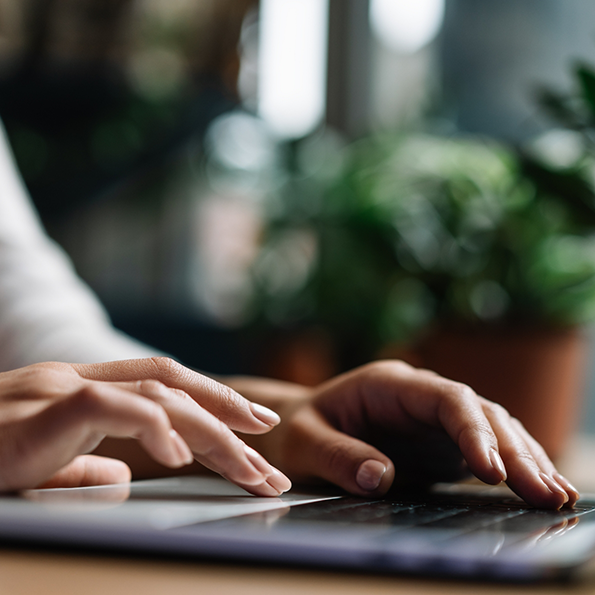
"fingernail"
489,449,507,482
539,472,569,504
553,473,580,505
266,468,292,494
250,403,281,426
169,429,194,466
356,460,387,492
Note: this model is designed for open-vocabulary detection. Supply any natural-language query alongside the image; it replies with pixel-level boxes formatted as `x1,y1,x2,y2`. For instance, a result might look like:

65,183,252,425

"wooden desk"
3,549,595,595
2,435,595,595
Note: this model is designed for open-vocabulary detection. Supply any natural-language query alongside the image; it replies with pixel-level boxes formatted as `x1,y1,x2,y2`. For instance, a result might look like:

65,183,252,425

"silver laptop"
1,476,594,581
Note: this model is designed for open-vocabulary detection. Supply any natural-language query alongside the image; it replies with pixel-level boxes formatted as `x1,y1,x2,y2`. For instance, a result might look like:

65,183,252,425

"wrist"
220,375,312,410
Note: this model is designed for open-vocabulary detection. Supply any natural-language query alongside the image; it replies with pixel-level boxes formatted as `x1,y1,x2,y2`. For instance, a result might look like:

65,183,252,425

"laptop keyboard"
172,487,595,575
238,491,595,538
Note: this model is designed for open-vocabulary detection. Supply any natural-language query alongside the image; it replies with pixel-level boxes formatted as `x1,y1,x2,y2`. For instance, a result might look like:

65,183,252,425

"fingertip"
466,448,506,486
554,474,580,508
526,491,568,511
105,457,133,484
353,459,395,497
267,468,292,493
539,473,569,509
507,473,570,510
37,455,132,489
356,460,387,492
245,482,284,497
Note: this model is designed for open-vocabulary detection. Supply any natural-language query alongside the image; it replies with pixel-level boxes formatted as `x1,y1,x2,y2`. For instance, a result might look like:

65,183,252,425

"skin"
0,357,579,509
0,358,290,496
229,361,580,509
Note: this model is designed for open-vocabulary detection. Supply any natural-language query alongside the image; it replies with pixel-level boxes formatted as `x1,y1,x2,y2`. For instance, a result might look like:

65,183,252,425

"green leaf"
576,64,595,120
518,153,595,227
535,88,580,128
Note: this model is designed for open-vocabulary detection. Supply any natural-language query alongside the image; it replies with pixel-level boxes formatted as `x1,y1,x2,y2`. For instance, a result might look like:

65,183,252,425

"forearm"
221,375,311,409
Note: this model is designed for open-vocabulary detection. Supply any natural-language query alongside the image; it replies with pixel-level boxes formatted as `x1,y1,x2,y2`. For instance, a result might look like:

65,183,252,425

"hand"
232,360,579,509
0,358,291,496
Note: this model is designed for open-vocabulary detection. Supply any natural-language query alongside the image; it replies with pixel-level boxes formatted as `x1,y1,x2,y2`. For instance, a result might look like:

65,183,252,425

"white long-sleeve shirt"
0,122,157,371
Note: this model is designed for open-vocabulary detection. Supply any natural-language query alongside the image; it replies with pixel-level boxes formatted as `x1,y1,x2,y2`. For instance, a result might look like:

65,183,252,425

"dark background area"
2,0,595,392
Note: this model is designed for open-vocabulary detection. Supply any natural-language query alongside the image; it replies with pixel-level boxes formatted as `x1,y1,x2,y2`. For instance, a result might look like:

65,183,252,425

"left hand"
0,359,291,496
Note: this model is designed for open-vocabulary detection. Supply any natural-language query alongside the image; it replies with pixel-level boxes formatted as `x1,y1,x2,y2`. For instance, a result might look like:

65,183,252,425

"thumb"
288,407,395,497
36,455,131,489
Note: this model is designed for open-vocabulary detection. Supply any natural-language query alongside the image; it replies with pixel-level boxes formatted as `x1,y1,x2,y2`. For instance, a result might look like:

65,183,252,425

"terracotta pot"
409,325,588,460
257,327,339,387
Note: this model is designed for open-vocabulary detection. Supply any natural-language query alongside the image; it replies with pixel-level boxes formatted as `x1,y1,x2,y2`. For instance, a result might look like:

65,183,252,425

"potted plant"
249,65,595,459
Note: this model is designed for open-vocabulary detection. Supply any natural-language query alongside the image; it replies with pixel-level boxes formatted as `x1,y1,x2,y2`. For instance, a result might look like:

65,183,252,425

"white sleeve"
0,121,160,371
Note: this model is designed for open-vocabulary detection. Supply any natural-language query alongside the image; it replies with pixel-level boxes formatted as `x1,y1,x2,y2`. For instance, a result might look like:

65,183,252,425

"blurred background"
2,0,595,442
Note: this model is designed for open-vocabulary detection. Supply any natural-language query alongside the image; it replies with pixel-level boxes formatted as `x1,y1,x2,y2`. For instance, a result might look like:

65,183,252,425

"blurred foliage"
250,70,595,358
0,0,253,220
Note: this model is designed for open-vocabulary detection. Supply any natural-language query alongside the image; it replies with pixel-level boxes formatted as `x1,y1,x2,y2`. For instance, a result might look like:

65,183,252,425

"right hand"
0,358,291,496
229,361,579,509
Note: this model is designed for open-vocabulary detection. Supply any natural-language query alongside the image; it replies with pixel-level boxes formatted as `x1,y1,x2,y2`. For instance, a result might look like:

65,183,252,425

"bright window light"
369,0,445,54
258,0,328,139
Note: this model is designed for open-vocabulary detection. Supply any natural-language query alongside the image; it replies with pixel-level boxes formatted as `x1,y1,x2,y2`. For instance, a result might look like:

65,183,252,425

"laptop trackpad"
18,476,340,530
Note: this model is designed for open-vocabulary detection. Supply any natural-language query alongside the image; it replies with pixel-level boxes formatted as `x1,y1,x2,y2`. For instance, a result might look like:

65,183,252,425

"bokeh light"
369,0,445,54
258,0,329,139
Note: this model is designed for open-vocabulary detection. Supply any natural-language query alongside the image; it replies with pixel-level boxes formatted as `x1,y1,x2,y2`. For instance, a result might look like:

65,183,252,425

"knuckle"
23,367,54,389
483,400,510,421
510,448,535,466
417,367,440,377
458,422,494,448
139,399,169,427
136,380,192,407
198,419,234,456
213,416,235,441
165,387,193,405
440,381,477,405
70,385,105,415
510,416,525,431
209,381,246,414
148,357,184,381
219,386,244,410
31,361,71,375
137,379,167,396
21,365,73,395
362,359,413,380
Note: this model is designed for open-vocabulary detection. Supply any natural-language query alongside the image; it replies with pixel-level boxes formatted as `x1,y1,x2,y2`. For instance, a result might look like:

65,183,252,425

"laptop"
1,475,594,582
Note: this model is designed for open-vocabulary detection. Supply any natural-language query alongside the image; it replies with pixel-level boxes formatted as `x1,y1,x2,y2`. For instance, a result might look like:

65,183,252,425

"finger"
507,416,580,507
35,455,131,489
377,367,575,506
126,379,289,492
73,359,280,434
285,406,395,497
321,362,505,485
0,383,193,491
481,402,570,509
233,446,293,497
